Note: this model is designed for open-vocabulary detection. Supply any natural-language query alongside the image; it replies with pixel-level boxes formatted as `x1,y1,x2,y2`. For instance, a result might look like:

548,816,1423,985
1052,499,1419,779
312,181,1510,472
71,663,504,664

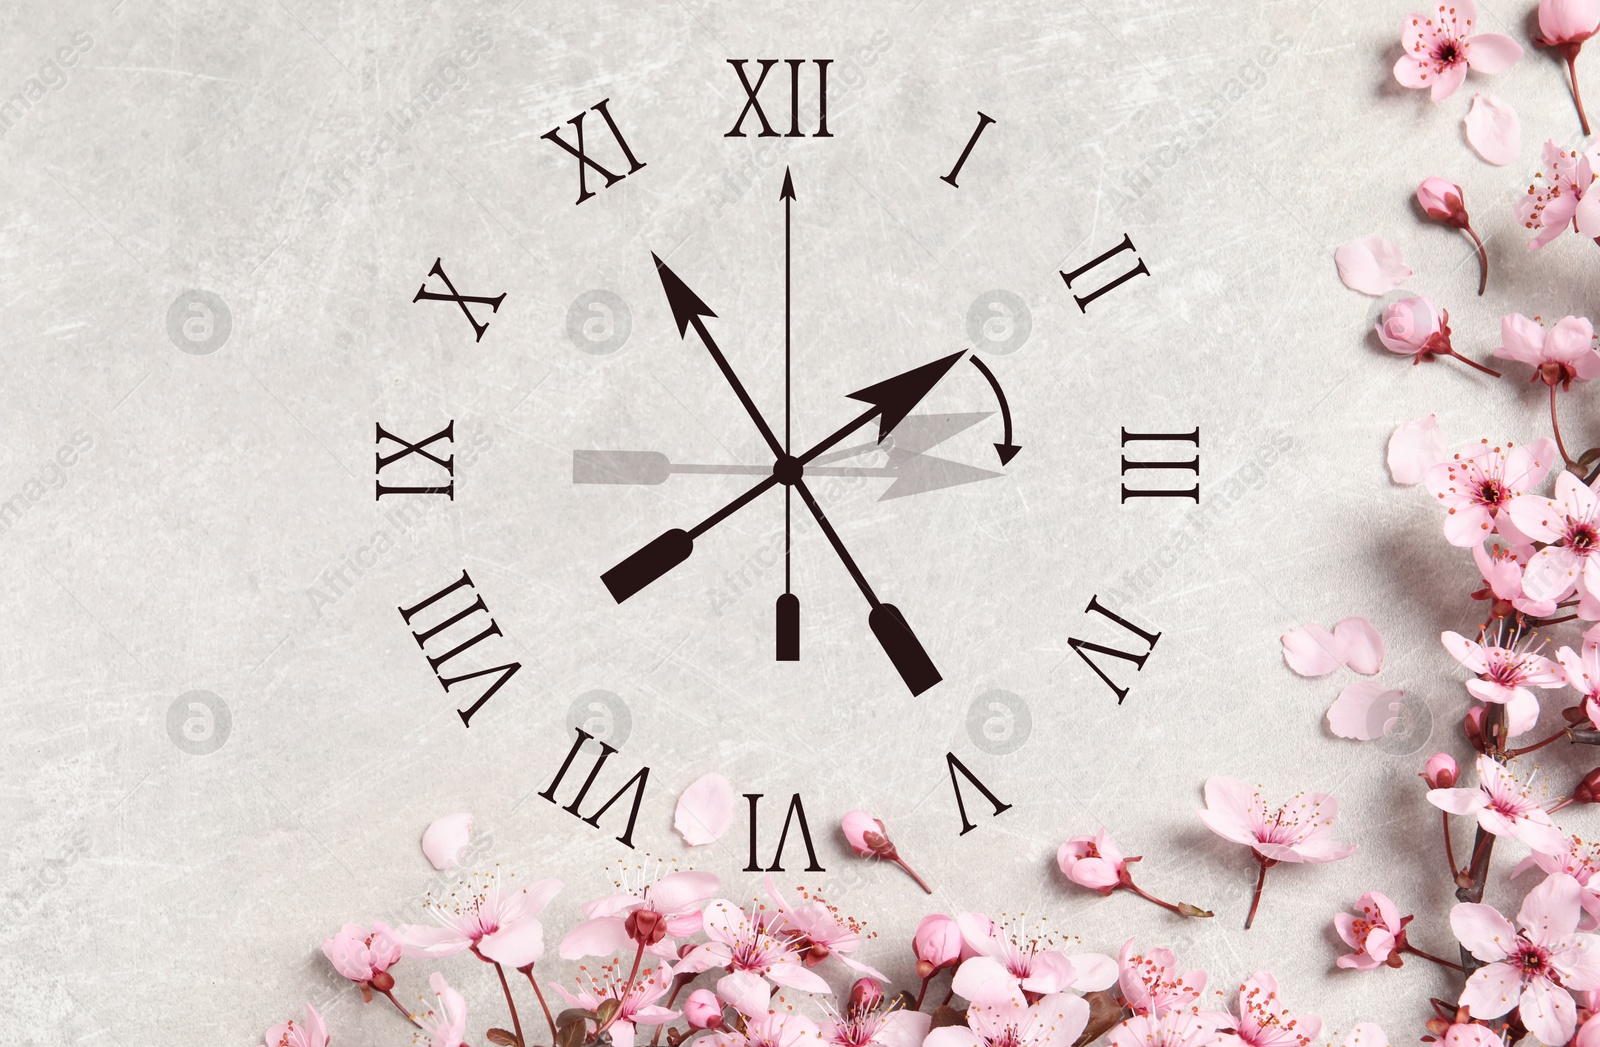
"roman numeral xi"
543,97,647,206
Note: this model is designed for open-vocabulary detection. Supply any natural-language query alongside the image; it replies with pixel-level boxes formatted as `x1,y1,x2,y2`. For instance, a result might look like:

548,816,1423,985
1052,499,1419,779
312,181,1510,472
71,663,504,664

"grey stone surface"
0,0,1592,1042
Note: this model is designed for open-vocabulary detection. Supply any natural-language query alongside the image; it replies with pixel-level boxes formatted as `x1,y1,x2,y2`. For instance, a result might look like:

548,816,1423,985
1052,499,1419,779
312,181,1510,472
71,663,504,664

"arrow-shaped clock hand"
797,350,968,465
778,168,799,661
792,477,941,696
653,253,785,460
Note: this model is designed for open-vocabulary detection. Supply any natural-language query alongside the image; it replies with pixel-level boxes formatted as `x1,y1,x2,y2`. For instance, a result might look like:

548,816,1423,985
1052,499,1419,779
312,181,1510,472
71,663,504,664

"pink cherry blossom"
413,972,468,1047
1216,972,1323,1047
1520,834,1600,930
1428,754,1565,854
553,962,680,1047
321,921,403,985
1537,0,1600,135
561,868,719,960
913,914,964,976
1110,1009,1227,1047
1334,893,1408,971
1375,298,1501,373
1441,627,1563,734
1198,779,1356,864
1510,471,1600,600
924,987,1090,1047
1497,314,1600,390
677,899,831,997
261,1004,327,1047
685,988,724,1030
1518,144,1600,247
704,1012,825,1047
1117,939,1205,1017
1425,438,1559,547
821,996,931,1047
1562,634,1600,735
400,873,560,969
1452,873,1600,1043
1199,778,1356,929
1394,2,1523,101
1471,541,1560,619
1058,830,1127,893
765,875,885,978
952,913,1117,998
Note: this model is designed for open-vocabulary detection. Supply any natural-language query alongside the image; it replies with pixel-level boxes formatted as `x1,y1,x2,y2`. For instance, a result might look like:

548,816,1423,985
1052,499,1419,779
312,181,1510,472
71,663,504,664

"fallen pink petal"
1334,617,1386,675
1463,94,1521,165
1387,414,1448,485
1327,681,1405,741
1336,236,1414,295
421,812,474,871
1281,624,1341,676
674,771,736,846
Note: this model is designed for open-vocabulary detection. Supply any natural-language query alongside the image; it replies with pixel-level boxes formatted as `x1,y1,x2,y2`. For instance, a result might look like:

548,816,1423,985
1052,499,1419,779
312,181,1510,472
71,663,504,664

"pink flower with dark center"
399,872,561,969
1511,470,1600,600
321,921,403,985
560,868,719,960
1394,2,1523,100
924,987,1091,1047
1518,143,1600,247
261,1004,328,1047
952,912,1116,999
1428,754,1565,854
1441,626,1563,735
417,972,469,1047
1216,972,1322,1047
1521,835,1600,930
1334,893,1410,971
677,899,830,997
1426,439,1559,547
1199,779,1356,930
1058,830,1127,893
553,962,679,1047
1453,873,1600,1043
765,875,885,978
704,1013,825,1047
1117,940,1205,1017
821,998,932,1047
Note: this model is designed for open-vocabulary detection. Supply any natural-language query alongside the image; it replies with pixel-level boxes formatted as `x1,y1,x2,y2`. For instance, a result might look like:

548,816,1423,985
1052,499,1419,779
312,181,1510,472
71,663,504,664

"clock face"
4,0,1492,1042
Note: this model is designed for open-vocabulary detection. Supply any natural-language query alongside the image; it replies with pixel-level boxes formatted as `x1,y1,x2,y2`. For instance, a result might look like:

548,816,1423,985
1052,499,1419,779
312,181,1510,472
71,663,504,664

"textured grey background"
3,0,1598,1042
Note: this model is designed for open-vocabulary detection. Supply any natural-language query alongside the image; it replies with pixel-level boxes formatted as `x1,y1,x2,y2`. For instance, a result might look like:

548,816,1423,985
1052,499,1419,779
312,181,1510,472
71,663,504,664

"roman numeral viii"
398,571,521,727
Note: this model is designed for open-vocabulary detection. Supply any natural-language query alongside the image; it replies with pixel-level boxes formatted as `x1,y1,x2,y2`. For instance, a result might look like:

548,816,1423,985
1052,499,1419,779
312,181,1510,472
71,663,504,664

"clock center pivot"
772,454,803,487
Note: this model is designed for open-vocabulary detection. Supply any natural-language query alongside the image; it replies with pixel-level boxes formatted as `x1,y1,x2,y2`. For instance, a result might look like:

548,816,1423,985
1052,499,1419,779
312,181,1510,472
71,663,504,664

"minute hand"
652,253,784,459
798,350,968,465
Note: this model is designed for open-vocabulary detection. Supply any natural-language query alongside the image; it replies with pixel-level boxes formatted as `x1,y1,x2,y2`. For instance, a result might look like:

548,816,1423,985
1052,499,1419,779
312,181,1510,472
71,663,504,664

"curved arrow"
968,355,1020,465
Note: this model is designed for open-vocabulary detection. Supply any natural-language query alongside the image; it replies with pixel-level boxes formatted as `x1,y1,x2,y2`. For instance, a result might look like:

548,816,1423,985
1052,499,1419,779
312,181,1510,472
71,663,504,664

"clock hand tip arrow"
846,349,967,443
995,443,1022,466
651,252,716,337
780,167,795,200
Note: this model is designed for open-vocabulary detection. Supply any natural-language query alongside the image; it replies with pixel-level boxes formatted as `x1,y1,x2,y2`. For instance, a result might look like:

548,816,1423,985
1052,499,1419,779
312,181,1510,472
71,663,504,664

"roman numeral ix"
375,421,454,500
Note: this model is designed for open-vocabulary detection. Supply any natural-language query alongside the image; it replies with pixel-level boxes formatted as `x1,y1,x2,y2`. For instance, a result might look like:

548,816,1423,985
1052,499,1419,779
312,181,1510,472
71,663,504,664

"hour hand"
601,474,779,602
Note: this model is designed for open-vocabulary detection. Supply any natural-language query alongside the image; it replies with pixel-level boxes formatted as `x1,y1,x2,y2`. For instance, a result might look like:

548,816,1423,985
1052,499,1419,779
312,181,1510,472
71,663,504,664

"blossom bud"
1464,705,1489,753
369,970,394,992
625,907,668,947
911,913,962,974
841,810,895,858
1421,752,1458,789
1574,767,1600,805
684,990,723,1031
849,977,884,1014
1375,297,1449,360
1055,831,1127,894
1417,178,1471,228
